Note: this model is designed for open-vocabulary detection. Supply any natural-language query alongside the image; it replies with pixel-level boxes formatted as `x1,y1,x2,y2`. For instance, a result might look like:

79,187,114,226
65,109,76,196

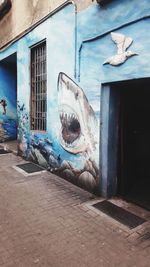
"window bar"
41,45,43,130
34,48,37,130
31,41,46,131
41,44,43,130
37,47,38,130
42,44,44,131
45,43,46,130
37,46,39,130
40,44,42,130
33,47,35,130
41,44,43,131
44,45,47,129
35,47,38,130
38,46,41,130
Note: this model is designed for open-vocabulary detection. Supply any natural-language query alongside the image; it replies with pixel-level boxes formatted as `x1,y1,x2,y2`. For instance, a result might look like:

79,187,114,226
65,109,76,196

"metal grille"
31,41,47,131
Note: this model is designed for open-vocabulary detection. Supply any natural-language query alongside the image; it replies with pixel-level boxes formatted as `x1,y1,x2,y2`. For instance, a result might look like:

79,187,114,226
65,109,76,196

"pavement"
0,152,150,267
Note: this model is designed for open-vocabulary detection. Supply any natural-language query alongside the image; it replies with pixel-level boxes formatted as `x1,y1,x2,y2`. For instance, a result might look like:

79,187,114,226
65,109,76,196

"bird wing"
111,32,133,53
123,37,133,51
111,32,125,54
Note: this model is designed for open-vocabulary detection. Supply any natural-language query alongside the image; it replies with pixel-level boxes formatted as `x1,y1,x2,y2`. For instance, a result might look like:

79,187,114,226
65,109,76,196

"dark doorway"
117,79,150,211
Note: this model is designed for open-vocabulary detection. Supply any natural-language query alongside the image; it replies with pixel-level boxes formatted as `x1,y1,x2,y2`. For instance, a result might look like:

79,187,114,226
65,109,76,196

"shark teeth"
60,112,78,124
59,111,81,145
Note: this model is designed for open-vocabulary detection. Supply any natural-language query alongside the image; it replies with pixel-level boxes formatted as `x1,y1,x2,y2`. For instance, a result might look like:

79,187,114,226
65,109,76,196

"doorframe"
100,83,119,198
100,78,150,198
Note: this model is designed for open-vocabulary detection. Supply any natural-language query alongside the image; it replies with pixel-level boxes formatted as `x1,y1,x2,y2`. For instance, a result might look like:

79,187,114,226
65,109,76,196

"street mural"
2,0,150,193
17,72,99,192
58,73,97,155
12,3,99,193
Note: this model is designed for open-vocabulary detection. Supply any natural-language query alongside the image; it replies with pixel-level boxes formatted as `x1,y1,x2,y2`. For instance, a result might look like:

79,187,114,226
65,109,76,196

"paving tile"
0,154,149,267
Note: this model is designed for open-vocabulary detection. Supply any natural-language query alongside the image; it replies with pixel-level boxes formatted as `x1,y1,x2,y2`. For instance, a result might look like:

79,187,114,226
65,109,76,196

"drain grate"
0,149,11,154
93,200,146,229
139,232,150,241
16,162,45,174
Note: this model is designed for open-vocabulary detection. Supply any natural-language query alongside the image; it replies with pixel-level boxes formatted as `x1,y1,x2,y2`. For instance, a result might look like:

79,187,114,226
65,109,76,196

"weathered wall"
0,0,96,49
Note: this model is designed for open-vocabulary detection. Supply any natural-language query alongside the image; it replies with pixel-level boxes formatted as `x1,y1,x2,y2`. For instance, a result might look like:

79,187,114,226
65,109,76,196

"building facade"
0,0,150,207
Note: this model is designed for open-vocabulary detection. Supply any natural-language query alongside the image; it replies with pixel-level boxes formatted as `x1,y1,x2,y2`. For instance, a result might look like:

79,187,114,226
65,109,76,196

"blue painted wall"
0,59,17,141
0,3,98,193
77,0,150,84
76,0,150,193
0,0,150,193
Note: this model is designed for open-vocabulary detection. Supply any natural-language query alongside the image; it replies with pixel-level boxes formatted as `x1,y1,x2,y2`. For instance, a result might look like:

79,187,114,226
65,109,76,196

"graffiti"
0,118,17,142
2,3,100,193
103,32,138,66
17,102,30,157
58,72,98,155
2,0,150,195
0,99,7,115
29,136,62,170
17,101,61,167
0,119,8,141
17,72,99,192
18,132,98,192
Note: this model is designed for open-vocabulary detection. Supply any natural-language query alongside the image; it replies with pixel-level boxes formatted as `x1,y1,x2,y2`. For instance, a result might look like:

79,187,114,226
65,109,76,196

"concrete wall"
0,0,96,49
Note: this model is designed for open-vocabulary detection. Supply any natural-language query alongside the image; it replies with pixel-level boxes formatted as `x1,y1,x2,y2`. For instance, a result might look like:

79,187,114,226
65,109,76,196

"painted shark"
57,72,98,155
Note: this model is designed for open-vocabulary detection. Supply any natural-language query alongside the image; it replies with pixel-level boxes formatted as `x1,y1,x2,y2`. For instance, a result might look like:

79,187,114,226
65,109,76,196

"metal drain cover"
16,162,45,174
93,200,146,229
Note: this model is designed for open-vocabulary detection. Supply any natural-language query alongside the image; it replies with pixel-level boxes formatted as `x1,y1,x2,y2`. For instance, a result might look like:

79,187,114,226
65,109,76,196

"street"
0,152,149,267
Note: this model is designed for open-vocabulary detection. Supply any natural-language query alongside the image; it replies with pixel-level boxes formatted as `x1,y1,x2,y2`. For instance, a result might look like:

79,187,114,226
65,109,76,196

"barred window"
30,41,47,131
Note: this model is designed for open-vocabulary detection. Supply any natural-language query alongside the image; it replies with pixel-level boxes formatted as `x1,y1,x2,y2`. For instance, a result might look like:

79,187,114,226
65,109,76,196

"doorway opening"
0,53,17,153
100,78,150,211
117,79,150,211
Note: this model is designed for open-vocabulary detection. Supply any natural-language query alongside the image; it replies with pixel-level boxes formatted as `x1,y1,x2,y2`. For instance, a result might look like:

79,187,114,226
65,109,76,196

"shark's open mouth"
60,109,81,145
59,102,81,148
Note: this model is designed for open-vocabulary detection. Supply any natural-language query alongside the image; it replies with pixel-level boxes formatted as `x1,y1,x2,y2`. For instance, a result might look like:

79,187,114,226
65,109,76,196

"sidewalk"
0,152,149,267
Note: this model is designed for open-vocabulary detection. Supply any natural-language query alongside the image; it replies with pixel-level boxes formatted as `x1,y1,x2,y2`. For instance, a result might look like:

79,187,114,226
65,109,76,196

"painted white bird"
103,32,138,66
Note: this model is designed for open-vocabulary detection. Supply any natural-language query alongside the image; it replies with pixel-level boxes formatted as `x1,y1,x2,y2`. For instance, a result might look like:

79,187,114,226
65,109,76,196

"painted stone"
33,148,48,168
61,169,76,183
78,171,96,192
